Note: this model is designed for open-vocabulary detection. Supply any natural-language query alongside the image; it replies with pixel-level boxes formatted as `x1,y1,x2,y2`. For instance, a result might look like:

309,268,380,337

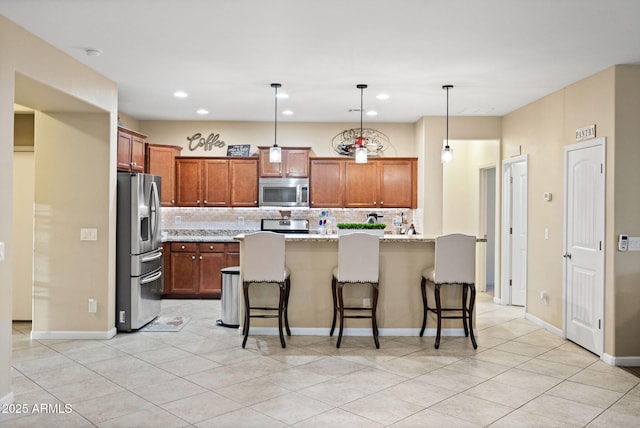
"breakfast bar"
235,233,478,338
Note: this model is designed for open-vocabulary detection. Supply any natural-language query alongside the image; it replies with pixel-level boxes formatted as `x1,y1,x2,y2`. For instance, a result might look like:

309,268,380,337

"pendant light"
269,83,282,163
441,84,454,164
355,84,368,164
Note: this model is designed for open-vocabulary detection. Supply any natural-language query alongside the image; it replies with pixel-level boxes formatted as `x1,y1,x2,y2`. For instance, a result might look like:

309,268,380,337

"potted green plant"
336,223,386,236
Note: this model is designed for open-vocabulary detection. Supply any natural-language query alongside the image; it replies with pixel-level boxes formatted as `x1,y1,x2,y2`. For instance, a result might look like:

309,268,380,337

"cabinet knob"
209,245,214,249
380,201,384,205
199,256,203,260
181,245,185,250
196,200,200,204
171,199,175,204
373,201,377,205
254,200,257,204
204,200,208,205
311,201,315,205
191,255,196,260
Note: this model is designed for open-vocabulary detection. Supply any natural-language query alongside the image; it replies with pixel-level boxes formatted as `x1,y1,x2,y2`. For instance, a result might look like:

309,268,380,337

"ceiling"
2,0,640,123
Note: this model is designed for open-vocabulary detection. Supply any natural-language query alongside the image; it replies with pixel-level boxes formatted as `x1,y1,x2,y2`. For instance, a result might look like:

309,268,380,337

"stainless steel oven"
259,177,309,207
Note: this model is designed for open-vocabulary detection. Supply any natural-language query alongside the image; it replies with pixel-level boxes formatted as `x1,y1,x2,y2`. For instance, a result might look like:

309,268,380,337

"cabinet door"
230,159,258,206
117,131,133,171
170,252,199,294
283,149,309,177
200,252,226,296
147,145,180,206
175,159,202,206
259,148,283,177
203,159,230,206
344,162,378,208
310,159,345,207
130,135,146,172
378,160,416,208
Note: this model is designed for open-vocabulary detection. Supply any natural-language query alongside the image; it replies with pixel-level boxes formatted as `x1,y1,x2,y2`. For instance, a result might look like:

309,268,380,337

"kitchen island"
236,233,481,338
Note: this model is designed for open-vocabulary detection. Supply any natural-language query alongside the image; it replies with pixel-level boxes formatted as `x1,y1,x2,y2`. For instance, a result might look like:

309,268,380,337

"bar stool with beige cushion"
420,233,477,349
242,232,291,348
330,232,380,348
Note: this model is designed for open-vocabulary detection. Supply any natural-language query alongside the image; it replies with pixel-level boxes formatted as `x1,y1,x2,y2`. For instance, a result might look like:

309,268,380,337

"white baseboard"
1,391,14,406
245,327,468,337
602,353,640,367
524,312,564,337
30,328,117,340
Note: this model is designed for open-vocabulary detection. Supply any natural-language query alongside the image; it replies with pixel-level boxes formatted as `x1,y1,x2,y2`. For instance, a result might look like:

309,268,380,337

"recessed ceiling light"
173,91,188,98
196,109,209,115
366,110,378,116
376,93,390,100
282,110,294,115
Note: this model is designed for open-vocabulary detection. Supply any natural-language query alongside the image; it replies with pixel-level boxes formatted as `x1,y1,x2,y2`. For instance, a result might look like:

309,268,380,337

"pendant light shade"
355,84,368,164
441,84,454,164
269,83,282,163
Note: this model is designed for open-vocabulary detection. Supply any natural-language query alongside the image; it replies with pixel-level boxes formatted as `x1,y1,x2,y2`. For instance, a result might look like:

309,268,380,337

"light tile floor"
3,293,640,427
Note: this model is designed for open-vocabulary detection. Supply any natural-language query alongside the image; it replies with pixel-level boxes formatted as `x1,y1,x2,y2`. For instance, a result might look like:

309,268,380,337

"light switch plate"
628,237,640,251
0,242,5,261
80,228,98,241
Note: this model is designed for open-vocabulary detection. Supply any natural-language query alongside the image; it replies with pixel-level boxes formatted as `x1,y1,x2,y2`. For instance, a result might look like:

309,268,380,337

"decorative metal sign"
575,124,596,142
187,132,226,151
331,128,390,157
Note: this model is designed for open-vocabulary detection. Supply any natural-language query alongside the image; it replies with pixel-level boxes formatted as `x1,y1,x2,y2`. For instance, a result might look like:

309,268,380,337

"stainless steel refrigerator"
116,172,163,332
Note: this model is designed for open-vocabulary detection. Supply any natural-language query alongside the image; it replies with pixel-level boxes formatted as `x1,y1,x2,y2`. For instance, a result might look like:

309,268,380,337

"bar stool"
241,232,291,348
420,233,477,349
330,232,380,348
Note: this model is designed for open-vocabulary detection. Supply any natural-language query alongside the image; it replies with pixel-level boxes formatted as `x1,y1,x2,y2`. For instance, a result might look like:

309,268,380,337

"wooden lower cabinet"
164,241,239,299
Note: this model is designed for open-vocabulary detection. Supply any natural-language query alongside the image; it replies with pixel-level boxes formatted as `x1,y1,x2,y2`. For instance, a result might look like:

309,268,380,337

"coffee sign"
187,132,226,151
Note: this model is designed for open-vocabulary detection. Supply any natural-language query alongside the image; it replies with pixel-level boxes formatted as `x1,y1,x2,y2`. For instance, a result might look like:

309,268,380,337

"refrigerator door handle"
140,250,162,263
149,180,160,245
140,270,162,285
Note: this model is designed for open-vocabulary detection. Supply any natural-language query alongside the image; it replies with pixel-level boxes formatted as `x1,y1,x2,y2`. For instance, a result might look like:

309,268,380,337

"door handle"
563,253,572,259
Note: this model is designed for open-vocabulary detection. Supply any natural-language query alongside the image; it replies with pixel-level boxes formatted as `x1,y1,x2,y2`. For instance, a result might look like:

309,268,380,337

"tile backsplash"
161,207,422,234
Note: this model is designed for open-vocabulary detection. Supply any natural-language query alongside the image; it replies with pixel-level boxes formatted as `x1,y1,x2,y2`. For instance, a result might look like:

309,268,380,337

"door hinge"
509,279,512,286
601,163,603,174
510,227,513,235
600,241,602,251
599,319,601,329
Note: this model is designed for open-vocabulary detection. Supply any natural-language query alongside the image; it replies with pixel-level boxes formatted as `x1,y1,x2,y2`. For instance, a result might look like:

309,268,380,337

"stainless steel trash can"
217,266,240,328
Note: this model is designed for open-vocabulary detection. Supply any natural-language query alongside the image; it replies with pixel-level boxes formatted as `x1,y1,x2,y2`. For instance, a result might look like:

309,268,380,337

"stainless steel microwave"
259,177,309,207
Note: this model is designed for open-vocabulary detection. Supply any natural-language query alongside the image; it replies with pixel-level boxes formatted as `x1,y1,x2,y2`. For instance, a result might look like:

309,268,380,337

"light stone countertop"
233,233,436,243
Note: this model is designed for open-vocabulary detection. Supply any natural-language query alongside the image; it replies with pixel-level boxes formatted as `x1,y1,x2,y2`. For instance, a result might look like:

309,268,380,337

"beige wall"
12,151,34,321
502,65,640,358
0,16,117,403
138,120,416,158
33,112,114,333
612,65,640,356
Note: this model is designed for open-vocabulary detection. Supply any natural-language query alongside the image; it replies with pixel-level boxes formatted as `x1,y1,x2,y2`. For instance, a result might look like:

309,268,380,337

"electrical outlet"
363,298,371,308
119,311,126,323
174,216,182,225
88,298,97,313
0,242,4,261
238,216,245,225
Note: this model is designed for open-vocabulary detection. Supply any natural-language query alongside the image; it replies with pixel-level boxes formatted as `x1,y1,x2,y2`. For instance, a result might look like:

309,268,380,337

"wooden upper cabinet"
230,159,258,207
175,157,258,207
203,159,230,207
311,157,417,209
310,159,345,208
259,147,310,178
117,127,146,172
344,162,379,208
175,158,202,206
146,144,182,206
377,159,417,208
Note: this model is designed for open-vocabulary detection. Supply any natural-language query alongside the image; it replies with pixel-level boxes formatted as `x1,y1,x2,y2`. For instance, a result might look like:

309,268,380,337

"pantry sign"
575,124,596,142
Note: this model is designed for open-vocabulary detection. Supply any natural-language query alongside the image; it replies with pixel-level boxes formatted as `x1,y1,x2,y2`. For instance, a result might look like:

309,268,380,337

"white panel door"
511,161,528,306
501,155,527,306
564,138,604,356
